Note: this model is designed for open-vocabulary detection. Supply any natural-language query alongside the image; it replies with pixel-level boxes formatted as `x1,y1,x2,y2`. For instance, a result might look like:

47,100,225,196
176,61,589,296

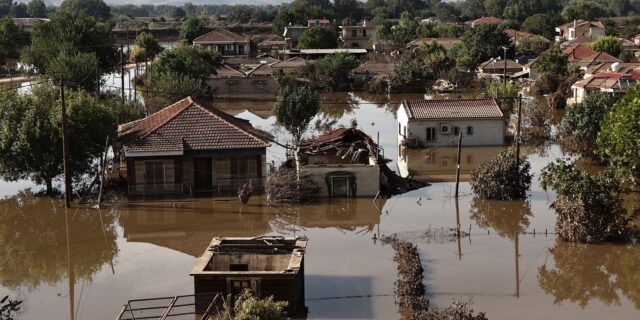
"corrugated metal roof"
402,99,504,120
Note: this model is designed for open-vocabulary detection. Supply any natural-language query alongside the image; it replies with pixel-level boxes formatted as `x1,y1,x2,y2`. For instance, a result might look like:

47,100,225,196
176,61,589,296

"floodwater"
1,92,640,320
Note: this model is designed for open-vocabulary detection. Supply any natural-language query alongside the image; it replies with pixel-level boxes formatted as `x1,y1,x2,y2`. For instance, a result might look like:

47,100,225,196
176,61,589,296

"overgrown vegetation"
304,53,359,92
559,92,618,158
297,26,338,49
540,160,636,243
231,289,288,320
265,169,320,204
470,148,532,200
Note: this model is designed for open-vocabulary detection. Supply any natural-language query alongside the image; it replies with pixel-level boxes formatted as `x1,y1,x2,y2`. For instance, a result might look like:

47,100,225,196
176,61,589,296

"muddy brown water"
1,93,640,319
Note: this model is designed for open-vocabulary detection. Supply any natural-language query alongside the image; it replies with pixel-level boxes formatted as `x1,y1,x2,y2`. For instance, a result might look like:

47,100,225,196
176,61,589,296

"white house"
569,72,636,105
397,99,505,148
555,20,605,42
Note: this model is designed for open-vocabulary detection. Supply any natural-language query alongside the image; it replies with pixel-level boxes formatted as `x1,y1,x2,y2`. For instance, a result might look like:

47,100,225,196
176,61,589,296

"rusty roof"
118,97,272,155
402,99,504,120
193,28,248,43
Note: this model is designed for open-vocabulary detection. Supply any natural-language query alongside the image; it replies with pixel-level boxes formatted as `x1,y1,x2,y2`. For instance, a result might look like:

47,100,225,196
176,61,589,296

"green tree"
460,0,486,19
540,160,629,242
419,40,453,77
60,0,111,21
470,148,532,200
460,23,512,69
536,48,568,75
131,32,163,67
589,35,623,57
559,92,618,157
561,0,605,21
9,2,28,18
305,52,359,91
0,85,116,194
597,84,640,183
274,85,320,145
522,13,561,40
0,17,25,66
149,44,221,81
297,26,338,49
144,70,212,113
22,11,118,90
180,16,204,43
26,0,47,18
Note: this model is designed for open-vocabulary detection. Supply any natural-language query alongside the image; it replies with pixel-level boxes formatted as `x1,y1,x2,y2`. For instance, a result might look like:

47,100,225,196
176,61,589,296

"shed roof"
193,28,248,43
402,99,504,120
118,97,272,155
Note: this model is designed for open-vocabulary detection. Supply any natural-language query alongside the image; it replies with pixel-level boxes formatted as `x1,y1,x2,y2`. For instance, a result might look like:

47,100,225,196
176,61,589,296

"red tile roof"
579,52,623,64
478,58,524,70
193,28,248,43
572,73,635,90
557,20,605,30
118,97,272,155
402,99,504,120
562,45,597,61
470,17,504,26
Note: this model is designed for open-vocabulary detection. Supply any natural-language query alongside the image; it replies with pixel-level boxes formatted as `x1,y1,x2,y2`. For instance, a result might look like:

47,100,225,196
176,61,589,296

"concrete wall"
211,254,291,272
300,165,380,197
407,119,505,147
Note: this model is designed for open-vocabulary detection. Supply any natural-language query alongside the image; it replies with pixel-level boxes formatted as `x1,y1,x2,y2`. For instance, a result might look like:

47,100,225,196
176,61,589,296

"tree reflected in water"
538,240,640,309
470,199,532,240
0,191,118,289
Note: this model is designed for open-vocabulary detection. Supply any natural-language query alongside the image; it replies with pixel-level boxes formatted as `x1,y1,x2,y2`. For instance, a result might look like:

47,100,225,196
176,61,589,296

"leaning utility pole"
120,44,125,103
60,78,72,208
455,131,462,198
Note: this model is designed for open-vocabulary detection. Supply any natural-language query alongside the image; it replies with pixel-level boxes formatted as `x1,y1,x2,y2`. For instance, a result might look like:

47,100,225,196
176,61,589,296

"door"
193,158,212,190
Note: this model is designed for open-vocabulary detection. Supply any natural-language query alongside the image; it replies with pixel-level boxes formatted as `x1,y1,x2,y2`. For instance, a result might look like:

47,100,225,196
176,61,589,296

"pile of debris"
299,127,429,195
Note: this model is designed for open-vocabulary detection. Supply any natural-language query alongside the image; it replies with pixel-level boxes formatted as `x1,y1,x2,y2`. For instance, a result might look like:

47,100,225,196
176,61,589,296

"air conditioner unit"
440,124,451,134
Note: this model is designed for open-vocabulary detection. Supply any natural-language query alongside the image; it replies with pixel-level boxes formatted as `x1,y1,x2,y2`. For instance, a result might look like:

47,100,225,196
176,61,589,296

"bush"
266,169,320,203
233,289,288,320
470,148,532,200
540,160,633,242
304,52,359,92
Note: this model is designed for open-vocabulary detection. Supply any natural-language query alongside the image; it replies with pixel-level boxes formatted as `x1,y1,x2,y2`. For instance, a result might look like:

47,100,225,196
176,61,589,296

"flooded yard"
1,93,639,319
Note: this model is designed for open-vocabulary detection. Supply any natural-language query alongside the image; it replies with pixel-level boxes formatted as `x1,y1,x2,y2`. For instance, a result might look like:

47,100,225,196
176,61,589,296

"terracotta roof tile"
470,17,504,25
193,28,248,43
478,58,523,70
402,99,504,120
562,45,597,61
118,97,272,155
579,52,623,64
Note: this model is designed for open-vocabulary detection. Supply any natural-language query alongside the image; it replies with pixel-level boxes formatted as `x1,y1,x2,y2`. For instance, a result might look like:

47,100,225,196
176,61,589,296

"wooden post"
60,78,72,208
515,94,522,170
120,44,125,103
455,131,462,198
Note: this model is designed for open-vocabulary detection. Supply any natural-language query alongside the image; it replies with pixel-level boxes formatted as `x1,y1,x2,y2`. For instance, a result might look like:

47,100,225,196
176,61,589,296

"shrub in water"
470,148,532,200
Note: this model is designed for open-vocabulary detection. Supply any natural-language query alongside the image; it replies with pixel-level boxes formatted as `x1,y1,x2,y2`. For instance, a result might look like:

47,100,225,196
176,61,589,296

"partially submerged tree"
305,52,359,91
273,85,320,145
265,169,320,203
559,91,618,157
131,32,163,67
597,84,640,183
540,160,633,242
459,23,512,69
0,17,25,67
470,148,532,200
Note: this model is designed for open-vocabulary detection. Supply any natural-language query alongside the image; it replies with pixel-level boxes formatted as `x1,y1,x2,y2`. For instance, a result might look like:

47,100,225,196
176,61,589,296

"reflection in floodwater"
0,192,118,320
538,241,640,309
119,198,383,257
398,147,504,182
470,199,532,299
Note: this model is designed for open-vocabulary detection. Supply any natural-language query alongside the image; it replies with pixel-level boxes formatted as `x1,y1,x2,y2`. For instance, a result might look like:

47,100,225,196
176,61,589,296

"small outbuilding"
191,236,308,316
397,99,505,147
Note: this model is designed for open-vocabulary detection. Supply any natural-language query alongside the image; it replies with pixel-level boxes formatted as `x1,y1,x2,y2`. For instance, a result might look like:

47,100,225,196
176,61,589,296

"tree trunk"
45,178,53,196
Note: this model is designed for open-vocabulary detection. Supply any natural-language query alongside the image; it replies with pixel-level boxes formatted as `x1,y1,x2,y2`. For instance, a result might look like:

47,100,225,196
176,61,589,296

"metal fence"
116,293,227,320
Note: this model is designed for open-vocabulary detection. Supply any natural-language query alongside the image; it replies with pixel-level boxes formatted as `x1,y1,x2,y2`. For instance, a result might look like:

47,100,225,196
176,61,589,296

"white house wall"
300,165,380,197
406,119,505,147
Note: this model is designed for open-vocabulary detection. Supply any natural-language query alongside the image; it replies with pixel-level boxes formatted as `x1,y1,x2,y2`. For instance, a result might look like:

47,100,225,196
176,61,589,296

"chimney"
573,20,577,29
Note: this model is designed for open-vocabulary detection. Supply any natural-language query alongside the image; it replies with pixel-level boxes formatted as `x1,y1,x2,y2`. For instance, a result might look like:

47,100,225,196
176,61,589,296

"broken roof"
118,97,272,156
402,99,504,120
193,28,248,43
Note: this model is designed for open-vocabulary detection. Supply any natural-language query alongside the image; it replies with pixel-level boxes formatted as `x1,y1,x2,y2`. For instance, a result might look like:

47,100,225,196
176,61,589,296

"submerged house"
117,97,272,196
297,127,381,197
207,63,278,99
193,28,251,57
340,20,377,49
191,237,308,316
477,58,524,78
397,99,505,147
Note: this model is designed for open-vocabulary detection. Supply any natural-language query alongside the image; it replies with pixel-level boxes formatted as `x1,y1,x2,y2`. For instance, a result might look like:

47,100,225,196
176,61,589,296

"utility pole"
502,46,508,90
60,78,72,208
120,44,125,103
515,94,523,169
455,131,462,198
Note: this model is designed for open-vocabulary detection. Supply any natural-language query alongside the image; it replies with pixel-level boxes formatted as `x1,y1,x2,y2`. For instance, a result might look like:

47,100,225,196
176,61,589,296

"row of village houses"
193,19,640,104
116,95,505,198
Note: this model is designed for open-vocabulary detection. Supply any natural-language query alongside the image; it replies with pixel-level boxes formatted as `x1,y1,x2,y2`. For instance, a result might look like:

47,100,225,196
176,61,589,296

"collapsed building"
296,127,428,197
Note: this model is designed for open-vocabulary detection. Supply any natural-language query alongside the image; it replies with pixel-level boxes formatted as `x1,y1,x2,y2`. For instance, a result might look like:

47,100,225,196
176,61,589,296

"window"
229,263,249,271
454,127,460,135
352,29,357,38
330,176,351,197
238,45,245,55
247,158,258,178
228,81,238,92
362,29,367,37
466,126,474,135
144,161,164,185
398,123,402,135
426,127,437,141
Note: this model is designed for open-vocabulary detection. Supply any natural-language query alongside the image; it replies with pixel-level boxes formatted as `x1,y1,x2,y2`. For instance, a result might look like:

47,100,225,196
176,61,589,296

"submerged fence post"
455,131,462,198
